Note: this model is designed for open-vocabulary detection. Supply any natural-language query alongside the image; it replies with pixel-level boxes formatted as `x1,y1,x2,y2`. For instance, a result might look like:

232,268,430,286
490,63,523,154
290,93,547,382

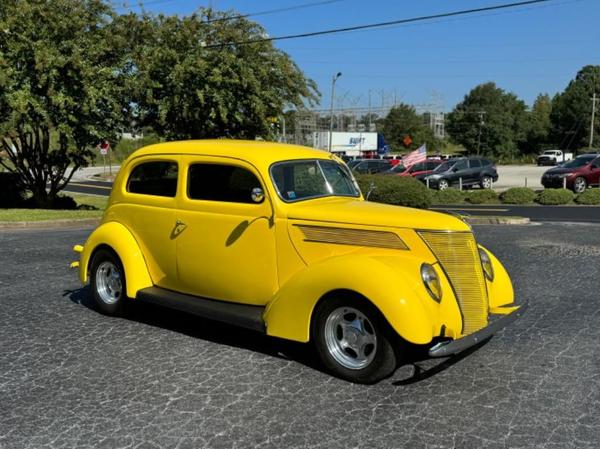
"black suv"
350,159,391,174
425,157,498,190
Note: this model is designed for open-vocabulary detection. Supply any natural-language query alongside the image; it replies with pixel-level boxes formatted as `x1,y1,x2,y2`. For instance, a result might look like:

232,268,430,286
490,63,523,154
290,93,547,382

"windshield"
561,156,595,168
270,159,360,202
433,160,455,173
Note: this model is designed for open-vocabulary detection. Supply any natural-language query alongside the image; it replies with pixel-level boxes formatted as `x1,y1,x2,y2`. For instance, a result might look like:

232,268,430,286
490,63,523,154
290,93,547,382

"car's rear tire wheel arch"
90,246,129,316
480,175,493,189
311,290,398,384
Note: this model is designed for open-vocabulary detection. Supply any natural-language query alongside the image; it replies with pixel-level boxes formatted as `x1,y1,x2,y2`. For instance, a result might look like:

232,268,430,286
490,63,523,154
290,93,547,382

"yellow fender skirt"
77,221,152,298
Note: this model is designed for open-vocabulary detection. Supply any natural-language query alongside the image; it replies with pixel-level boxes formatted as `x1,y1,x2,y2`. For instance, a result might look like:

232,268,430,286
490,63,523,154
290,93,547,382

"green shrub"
430,188,465,204
536,188,574,205
355,175,432,209
466,189,499,204
575,189,600,205
500,187,537,204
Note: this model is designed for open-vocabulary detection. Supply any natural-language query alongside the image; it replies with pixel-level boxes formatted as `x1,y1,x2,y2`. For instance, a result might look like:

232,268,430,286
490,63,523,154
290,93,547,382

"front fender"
479,245,514,310
264,253,448,344
78,221,152,298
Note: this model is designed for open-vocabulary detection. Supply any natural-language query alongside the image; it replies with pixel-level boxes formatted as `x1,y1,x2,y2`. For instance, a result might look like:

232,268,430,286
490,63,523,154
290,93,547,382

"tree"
379,104,437,152
446,82,528,158
0,0,127,207
119,9,319,140
525,93,552,153
550,65,600,151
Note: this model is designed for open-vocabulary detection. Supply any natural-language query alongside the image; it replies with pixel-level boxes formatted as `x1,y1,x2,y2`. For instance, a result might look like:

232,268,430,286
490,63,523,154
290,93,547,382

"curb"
0,218,101,230
464,216,530,225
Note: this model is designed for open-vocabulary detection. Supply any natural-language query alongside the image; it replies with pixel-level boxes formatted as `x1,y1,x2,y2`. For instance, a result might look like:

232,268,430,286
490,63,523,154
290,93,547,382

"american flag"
402,144,427,167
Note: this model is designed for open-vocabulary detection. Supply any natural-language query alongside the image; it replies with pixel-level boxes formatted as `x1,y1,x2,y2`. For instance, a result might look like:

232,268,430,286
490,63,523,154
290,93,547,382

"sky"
117,0,600,113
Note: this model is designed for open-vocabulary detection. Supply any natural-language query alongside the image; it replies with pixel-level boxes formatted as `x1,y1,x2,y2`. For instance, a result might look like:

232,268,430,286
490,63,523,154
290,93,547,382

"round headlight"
478,248,494,281
421,263,442,302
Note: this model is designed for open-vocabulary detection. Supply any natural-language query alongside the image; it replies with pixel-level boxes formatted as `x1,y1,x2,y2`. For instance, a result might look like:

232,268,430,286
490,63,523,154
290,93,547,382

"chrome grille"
418,231,488,334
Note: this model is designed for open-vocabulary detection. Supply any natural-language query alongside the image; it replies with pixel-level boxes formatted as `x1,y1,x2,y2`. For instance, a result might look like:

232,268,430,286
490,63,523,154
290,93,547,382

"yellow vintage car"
72,140,525,383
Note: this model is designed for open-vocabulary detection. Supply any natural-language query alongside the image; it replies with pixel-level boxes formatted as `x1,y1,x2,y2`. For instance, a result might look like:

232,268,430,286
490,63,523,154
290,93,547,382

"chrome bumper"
428,302,528,358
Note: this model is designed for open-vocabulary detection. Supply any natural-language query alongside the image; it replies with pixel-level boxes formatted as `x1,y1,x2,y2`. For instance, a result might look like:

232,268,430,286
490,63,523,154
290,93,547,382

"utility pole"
590,92,597,149
368,90,372,130
477,111,486,155
328,72,342,152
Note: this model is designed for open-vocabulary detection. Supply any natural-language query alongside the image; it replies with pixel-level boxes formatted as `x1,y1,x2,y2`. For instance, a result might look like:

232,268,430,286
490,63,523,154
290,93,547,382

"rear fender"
264,254,436,344
79,221,152,298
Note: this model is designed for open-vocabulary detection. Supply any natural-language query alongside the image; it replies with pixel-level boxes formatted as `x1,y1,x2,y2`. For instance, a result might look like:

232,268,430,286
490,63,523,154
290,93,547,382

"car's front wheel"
573,176,587,193
90,248,128,316
312,296,397,384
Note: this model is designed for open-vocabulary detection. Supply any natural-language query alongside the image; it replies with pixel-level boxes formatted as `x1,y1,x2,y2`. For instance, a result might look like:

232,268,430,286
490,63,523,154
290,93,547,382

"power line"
204,0,558,49
204,0,347,24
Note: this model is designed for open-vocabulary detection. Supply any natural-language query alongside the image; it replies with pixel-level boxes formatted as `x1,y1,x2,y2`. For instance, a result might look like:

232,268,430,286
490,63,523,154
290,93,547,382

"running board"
135,287,266,333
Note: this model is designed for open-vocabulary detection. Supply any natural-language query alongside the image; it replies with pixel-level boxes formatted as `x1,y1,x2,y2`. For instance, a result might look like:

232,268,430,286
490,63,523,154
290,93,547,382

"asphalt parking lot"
1,224,599,449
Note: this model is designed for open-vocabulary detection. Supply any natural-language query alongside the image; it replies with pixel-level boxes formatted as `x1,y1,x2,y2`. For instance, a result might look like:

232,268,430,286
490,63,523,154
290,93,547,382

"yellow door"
175,156,278,305
116,157,180,290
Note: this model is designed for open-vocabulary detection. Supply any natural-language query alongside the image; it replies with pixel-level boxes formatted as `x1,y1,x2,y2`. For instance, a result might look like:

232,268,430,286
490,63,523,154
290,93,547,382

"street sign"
99,141,110,155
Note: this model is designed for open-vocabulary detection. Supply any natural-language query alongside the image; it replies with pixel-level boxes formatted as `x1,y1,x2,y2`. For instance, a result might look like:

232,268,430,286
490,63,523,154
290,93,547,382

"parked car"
351,158,392,174
72,140,524,384
425,157,498,190
537,149,573,166
381,154,403,166
541,153,600,193
382,160,442,180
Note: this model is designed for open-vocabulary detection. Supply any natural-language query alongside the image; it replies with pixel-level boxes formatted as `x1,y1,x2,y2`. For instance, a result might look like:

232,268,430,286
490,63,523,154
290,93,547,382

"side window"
427,162,437,170
482,159,492,167
127,161,178,197
453,160,468,171
188,164,262,204
470,159,482,168
412,162,425,172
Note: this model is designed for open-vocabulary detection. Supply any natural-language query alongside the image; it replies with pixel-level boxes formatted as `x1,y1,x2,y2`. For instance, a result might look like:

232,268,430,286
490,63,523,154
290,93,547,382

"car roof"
130,140,334,170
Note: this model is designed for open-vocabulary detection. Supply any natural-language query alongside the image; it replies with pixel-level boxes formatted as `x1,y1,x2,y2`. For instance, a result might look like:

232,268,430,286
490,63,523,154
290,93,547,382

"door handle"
175,219,186,227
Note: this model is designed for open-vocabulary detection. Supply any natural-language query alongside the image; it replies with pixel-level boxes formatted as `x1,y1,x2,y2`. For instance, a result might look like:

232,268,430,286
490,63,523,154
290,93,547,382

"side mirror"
251,187,265,203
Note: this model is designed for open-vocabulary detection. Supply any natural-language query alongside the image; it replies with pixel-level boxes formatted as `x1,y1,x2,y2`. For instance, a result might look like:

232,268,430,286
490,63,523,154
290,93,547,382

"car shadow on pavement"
65,287,484,384
390,339,490,386
65,287,325,373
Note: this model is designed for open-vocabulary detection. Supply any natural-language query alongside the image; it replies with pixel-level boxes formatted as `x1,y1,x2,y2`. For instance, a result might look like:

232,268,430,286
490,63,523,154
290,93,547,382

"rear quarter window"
127,161,178,197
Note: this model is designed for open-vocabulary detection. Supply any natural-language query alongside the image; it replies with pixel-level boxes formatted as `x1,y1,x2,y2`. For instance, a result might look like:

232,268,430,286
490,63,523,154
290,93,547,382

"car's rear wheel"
312,296,397,384
480,176,493,189
437,179,449,190
90,248,127,316
573,177,587,193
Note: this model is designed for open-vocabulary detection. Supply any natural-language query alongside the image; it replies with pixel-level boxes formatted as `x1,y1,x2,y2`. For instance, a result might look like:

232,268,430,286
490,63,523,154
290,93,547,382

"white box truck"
313,132,380,157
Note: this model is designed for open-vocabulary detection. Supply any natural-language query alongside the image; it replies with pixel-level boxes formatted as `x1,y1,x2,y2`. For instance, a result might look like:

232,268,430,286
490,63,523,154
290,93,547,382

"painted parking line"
431,207,509,212
68,182,112,190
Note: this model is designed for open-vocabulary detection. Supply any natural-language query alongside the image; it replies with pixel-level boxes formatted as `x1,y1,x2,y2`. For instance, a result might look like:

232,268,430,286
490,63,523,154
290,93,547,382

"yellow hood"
286,198,470,232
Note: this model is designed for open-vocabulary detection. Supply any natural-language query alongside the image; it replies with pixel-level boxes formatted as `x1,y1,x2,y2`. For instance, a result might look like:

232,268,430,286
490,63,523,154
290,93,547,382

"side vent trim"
295,224,408,250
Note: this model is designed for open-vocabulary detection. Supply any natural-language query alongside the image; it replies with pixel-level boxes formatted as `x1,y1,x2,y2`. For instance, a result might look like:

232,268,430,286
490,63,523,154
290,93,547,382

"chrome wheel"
95,261,122,305
574,177,586,193
438,179,449,190
481,176,492,189
324,307,377,370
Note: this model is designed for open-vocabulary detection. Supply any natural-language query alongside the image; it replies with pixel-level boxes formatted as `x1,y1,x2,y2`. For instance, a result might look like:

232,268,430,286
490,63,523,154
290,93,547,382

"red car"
384,160,442,182
541,153,600,193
